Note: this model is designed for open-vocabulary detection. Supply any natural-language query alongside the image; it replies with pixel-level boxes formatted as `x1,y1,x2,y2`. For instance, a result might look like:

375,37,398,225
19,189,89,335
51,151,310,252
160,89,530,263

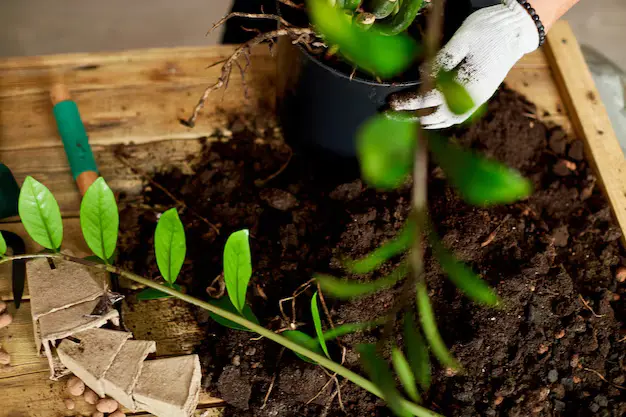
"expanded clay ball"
67,376,85,396
64,398,75,410
0,349,10,365
0,313,13,328
84,388,99,405
92,412,104,417
0,300,6,313
96,398,119,413
110,411,126,417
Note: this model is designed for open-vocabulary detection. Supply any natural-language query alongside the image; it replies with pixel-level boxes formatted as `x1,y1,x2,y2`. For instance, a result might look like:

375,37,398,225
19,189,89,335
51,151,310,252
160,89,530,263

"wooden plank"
0,138,208,218
544,21,626,244
0,45,275,152
506,65,573,134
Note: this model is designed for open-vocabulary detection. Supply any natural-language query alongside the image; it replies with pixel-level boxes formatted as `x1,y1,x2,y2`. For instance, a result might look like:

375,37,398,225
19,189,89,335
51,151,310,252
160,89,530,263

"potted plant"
185,0,500,156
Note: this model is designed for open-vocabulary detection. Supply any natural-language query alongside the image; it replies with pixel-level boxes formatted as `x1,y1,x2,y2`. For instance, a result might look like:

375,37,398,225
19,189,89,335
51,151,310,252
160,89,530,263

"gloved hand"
389,0,541,129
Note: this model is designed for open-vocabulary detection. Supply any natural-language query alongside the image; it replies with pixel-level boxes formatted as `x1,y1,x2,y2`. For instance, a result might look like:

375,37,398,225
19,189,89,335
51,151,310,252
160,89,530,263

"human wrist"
525,0,580,30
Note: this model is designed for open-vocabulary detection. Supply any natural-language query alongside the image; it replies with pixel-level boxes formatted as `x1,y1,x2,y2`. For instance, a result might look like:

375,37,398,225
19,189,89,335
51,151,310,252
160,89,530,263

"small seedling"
137,208,186,300
208,229,259,330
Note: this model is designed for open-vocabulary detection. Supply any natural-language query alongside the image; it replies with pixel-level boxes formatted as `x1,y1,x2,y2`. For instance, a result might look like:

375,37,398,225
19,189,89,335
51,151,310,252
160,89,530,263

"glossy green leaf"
223,229,252,314
403,312,431,390
337,0,362,11
358,344,412,417
311,292,330,358
322,320,382,341
347,219,415,274
316,263,408,299
283,330,325,364
375,0,423,36
436,70,474,115
370,0,398,19
80,177,119,262
429,231,499,306
357,114,416,190
416,282,460,370
428,135,532,206
136,283,183,300
0,231,6,256
208,296,259,332
392,347,421,403
18,176,63,250
154,208,186,284
307,0,419,78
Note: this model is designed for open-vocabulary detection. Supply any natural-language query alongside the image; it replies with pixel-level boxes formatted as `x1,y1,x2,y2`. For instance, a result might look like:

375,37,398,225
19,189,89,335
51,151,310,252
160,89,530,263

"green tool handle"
51,84,99,195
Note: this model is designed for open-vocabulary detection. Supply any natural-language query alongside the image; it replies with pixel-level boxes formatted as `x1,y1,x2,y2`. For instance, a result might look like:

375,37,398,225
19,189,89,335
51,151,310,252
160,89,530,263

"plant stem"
0,253,441,417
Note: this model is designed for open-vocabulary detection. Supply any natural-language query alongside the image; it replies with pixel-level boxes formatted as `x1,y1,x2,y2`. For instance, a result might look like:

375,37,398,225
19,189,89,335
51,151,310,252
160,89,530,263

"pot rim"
276,0,421,88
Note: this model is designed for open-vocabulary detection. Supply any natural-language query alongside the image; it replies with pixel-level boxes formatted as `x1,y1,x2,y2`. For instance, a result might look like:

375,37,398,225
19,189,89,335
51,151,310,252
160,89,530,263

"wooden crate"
0,21,624,416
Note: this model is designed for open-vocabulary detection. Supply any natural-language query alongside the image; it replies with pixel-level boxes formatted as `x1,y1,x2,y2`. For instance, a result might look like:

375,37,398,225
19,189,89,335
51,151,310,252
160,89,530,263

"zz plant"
0,2,536,416
0,176,439,416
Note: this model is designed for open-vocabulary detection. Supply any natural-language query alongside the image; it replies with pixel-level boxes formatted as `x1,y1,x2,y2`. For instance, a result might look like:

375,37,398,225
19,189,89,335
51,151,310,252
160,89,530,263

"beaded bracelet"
515,0,546,46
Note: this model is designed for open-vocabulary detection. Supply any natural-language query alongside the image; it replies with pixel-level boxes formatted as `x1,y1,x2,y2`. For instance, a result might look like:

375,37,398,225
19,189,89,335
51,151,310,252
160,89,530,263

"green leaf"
80,177,119,262
428,135,532,206
347,219,415,273
436,70,474,115
154,208,186,284
392,347,421,403
322,320,382,341
307,0,419,78
316,263,407,299
18,176,63,250
416,282,460,370
223,229,252,314
358,344,412,417
311,292,330,359
0,231,6,256
136,283,183,300
428,230,499,306
375,0,423,36
357,114,416,190
283,330,325,364
403,312,431,390
208,296,260,332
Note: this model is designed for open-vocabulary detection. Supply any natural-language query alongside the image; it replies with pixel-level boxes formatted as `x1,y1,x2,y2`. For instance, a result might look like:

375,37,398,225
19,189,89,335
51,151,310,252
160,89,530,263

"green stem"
0,253,441,417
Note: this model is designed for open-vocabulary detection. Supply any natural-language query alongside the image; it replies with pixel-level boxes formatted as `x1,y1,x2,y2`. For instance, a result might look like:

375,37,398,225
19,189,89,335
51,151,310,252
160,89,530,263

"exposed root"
206,12,291,36
184,27,314,128
480,214,511,248
582,367,625,390
206,273,225,298
115,153,220,234
261,348,285,409
316,283,337,330
255,145,294,186
278,279,315,326
578,294,606,318
278,0,305,8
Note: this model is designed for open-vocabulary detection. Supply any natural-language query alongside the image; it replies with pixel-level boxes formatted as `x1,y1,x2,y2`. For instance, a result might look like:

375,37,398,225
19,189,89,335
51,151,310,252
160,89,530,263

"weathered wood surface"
545,21,626,245
0,45,274,151
0,22,623,417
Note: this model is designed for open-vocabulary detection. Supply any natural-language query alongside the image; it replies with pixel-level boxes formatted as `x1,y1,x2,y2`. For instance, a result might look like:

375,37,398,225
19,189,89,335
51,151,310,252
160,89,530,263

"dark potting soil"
117,87,626,417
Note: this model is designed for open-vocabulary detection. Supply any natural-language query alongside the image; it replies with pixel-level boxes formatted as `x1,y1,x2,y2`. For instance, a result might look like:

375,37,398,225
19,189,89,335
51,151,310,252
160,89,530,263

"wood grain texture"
0,138,208,217
545,21,626,245
0,45,275,152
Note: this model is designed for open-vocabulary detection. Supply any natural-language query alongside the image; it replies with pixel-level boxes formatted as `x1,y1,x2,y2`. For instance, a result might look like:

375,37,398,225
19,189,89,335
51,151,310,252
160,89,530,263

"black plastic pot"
275,0,500,157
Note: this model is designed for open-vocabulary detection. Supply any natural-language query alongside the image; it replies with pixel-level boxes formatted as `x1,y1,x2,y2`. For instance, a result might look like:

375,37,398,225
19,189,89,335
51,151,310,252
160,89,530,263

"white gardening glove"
389,0,541,129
